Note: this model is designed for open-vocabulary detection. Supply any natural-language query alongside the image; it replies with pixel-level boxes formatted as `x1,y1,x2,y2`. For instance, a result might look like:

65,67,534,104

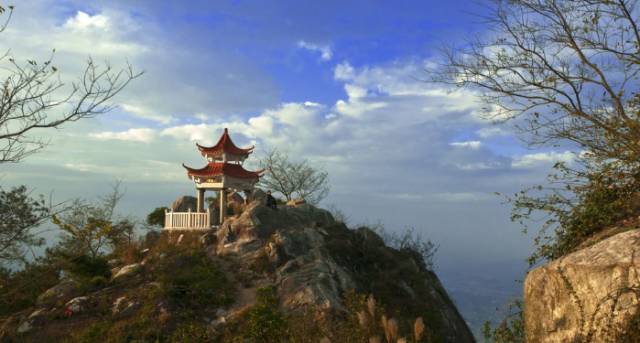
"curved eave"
182,162,264,180
196,142,254,158
195,128,255,156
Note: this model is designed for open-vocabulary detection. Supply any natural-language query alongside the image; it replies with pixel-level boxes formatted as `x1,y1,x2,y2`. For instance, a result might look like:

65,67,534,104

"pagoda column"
196,188,205,213
219,189,227,223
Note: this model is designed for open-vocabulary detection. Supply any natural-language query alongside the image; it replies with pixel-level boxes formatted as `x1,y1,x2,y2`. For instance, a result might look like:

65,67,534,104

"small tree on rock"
258,149,330,205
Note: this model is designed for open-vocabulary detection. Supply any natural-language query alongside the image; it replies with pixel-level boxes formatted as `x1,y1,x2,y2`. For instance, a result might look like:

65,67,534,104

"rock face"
170,196,197,212
36,279,80,306
215,200,475,342
524,229,640,342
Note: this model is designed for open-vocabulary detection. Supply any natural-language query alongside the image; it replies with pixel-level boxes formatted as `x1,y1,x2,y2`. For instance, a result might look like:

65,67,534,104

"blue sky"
0,0,582,333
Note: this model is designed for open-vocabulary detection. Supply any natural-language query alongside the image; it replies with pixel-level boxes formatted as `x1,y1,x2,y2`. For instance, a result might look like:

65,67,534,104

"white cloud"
512,151,575,168
90,128,156,142
433,192,492,202
121,103,174,124
297,40,333,61
454,162,500,171
161,124,216,143
334,62,355,80
64,11,110,31
477,126,510,138
450,140,482,149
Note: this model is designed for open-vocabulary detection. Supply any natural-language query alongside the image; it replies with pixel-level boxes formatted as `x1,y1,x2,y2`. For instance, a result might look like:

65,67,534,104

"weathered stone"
16,321,31,334
524,229,640,343
200,232,216,246
36,279,80,305
65,296,90,313
211,198,474,342
170,196,197,212
229,192,245,204
248,188,267,205
113,263,141,280
112,296,139,316
286,198,306,207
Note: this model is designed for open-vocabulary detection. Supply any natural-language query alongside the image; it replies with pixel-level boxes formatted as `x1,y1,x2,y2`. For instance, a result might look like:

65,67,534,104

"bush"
509,162,640,264
146,207,167,228
246,286,287,342
0,260,59,316
168,322,215,342
62,254,111,280
154,247,234,315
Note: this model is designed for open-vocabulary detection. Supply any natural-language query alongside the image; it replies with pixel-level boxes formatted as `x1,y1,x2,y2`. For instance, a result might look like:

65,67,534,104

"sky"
0,0,580,333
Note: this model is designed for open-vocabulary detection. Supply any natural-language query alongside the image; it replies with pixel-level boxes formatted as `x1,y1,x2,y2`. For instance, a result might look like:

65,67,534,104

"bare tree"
0,5,142,163
435,0,640,264
259,149,330,205
435,0,640,163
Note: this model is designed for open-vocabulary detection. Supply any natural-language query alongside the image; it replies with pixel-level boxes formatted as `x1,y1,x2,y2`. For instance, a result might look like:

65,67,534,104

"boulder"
211,199,474,342
229,192,245,204
524,229,640,342
248,189,267,205
113,263,141,280
65,296,89,313
286,198,306,207
112,296,139,317
16,321,31,334
170,196,197,212
36,279,80,306
200,232,216,246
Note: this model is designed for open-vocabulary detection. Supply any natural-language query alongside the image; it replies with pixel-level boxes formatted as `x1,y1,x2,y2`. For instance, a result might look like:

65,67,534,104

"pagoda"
182,128,264,224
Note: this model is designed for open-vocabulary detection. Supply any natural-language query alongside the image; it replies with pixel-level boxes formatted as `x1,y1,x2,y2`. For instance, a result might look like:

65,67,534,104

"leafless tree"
0,5,142,163
435,0,640,264
434,0,640,164
259,149,330,205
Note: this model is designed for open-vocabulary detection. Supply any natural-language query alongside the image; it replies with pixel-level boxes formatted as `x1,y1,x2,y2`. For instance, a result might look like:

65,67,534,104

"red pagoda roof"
182,162,264,179
196,128,254,157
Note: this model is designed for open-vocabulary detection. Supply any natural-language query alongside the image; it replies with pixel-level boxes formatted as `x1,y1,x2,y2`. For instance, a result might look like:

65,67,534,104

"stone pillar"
219,188,227,224
196,188,205,213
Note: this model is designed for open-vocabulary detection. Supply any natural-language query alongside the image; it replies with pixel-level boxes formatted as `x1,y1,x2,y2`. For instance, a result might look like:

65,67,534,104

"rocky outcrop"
524,229,640,342
170,195,197,212
36,279,81,306
215,200,475,342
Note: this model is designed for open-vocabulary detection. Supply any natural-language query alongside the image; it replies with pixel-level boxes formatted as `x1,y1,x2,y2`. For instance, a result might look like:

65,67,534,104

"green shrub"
168,322,215,342
0,260,59,316
89,276,109,288
482,299,525,343
154,247,234,316
146,207,167,227
246,286,287,342
63,254,111,280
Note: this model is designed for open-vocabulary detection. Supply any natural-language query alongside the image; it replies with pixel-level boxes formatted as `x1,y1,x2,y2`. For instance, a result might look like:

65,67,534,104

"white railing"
164,208,211,230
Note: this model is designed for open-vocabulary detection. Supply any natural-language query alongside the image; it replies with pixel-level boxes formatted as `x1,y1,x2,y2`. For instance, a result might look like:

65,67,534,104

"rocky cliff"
215,194,475,342
524,229,640,342
0,193,474,342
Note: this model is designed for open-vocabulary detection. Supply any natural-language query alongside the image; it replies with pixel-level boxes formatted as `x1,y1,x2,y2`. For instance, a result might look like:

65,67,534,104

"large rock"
524,229,640,342
214,199,474,342
36,279,80,306
170,195,197,212
112,263,142,280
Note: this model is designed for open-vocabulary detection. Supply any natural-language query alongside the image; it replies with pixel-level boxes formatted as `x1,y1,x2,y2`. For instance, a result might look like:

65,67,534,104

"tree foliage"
147,207,167,228
0,185,51,267
437,0,640,264
259,149,330,204
53,182,135,259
